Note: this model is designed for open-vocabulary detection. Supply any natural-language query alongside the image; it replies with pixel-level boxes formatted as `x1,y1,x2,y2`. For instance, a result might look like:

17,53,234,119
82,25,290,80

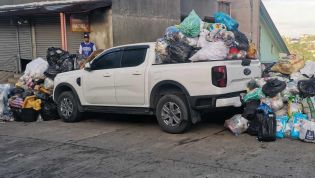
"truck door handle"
132,71,142,75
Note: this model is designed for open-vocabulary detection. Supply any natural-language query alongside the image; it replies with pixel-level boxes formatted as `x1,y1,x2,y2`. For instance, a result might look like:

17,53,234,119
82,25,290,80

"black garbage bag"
233,30,249,51
167,42,193,63
40,99,59,121
242,99,260,120
44,65,60,79
21,108,39,122
9,88,24,97
21,90,34,99
256,103,276,142
46,47,68,65
262,78,286,97
60,57,74,72
298,78,315,97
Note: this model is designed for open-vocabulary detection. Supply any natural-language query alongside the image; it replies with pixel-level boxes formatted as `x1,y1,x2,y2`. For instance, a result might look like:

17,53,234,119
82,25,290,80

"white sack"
189,41,229,62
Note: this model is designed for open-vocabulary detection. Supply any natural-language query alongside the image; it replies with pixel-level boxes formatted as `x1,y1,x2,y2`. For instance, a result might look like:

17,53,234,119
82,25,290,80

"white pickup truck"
53,42,261,133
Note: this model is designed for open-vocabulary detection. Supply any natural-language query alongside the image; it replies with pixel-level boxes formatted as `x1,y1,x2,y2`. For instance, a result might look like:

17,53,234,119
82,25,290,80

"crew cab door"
82,49,122,105
114,45,149,106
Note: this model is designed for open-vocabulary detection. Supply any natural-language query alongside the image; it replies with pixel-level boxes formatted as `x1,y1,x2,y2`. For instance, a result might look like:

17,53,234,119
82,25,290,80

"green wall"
259,22,280,63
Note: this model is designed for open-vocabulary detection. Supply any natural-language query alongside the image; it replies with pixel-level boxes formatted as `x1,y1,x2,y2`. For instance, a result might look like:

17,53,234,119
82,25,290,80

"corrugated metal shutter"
0,18,18,72
66,15,83,54
18,23,32,59
34,16,61,58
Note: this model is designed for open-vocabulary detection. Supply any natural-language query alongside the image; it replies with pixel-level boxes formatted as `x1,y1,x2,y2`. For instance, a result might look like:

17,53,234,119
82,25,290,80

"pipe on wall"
60,12,68,51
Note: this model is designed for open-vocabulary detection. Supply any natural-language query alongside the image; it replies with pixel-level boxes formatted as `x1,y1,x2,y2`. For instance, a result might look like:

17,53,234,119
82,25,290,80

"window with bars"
218,1,231,15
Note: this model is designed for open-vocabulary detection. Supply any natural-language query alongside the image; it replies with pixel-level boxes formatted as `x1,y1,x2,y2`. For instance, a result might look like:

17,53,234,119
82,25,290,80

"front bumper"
189,91,246,110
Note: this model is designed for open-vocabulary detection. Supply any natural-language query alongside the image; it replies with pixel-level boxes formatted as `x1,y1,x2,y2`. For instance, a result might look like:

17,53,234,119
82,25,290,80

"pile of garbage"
225,54,315,143
155,10,256,64
0,47,83,122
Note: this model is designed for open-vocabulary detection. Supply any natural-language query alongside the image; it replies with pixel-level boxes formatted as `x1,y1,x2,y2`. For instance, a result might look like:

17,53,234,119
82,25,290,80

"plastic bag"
179,33,199,47
165,26,180,43
247,43,257,59
167,42,193,63
214,12,239,31
262,78,286,98
243,88,265,102
257,103,277,142
0,84,11,116
291,112,308,139
178,10,201,38
24,58,49,79
44,78,54,90
299,60,315,78
189,41,229,62
276,115,289,138
271,55,305,75
290,72,308,81
298,78,315,97
264,95,284,112
60,57,74,73
224,114,248,135
288,100,303,118
275,106,288,117
233,30,249,51
242,99,260,120
40,99,59,121
299,119,315,143
302,97,315,121
209,23,227,31
44,65,60,79
197,29,210,48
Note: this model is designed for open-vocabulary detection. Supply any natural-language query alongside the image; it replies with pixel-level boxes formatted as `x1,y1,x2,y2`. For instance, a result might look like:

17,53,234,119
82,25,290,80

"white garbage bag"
44,78,54,90
24,58,48,79
300,60,315,78
224,114,249,136
300,119,315,143
189,41,229,62
0,84,11,116
197,29,210,48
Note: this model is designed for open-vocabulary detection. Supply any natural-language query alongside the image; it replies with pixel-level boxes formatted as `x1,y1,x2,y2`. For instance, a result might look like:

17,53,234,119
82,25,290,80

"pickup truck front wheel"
156,94,191,134
57,91,81,122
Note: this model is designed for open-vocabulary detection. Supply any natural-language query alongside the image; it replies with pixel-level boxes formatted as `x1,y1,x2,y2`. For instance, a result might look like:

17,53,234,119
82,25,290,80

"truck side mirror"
84,62,92,71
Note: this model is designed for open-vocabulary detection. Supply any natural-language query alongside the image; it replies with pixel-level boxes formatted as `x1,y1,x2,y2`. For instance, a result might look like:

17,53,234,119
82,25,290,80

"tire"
57,91,81,122
156,94,191,134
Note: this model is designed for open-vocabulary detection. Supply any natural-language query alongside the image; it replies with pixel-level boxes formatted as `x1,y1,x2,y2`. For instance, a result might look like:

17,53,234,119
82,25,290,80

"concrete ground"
0,110,314,178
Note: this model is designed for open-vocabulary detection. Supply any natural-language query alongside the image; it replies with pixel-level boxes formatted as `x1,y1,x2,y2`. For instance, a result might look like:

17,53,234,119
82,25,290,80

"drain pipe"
249,0,253,42
60,12,68,51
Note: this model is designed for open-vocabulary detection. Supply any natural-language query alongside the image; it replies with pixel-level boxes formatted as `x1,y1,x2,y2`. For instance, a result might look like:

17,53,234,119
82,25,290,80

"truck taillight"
212,66,227,88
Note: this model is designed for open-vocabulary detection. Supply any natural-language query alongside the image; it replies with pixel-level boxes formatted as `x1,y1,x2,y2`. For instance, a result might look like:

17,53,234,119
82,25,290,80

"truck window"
91,51,122,70
121,48,147,68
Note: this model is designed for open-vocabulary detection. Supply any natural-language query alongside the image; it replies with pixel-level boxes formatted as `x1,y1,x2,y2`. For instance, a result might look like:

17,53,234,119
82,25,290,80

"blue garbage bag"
214,12,239,31
276,115,289,138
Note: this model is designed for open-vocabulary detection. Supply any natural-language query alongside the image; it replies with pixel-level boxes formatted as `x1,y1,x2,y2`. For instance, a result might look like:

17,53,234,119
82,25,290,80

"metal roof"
0,0,111,16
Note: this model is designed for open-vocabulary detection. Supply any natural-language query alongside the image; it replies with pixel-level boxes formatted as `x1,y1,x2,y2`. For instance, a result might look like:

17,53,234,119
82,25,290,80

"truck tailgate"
225,59,261,89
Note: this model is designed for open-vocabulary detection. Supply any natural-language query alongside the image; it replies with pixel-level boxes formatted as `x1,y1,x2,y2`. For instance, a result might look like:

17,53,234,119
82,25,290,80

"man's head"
84,32,90,43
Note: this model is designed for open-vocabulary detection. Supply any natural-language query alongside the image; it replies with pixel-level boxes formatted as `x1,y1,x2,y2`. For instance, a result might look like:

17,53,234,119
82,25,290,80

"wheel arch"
149,80,191,109
54,83,83,111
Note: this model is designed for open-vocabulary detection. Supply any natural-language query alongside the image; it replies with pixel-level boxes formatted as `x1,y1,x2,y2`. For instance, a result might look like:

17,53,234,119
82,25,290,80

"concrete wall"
259,21,279,63
181,0,217,20
90,7,113,50
112,0,181,46
229,0,260,51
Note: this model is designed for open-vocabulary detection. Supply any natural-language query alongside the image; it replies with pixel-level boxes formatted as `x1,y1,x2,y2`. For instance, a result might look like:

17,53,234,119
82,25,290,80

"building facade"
0,0,288,73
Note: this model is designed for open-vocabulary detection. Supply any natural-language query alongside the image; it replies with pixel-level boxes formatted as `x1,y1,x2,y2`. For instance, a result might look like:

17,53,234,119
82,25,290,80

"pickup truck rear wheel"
57,91,81,122
156,94,191,134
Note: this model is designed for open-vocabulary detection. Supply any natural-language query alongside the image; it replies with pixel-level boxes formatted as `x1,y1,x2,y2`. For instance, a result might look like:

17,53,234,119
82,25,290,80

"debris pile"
226,54,315,143
0,48,83,122
155,10,257,65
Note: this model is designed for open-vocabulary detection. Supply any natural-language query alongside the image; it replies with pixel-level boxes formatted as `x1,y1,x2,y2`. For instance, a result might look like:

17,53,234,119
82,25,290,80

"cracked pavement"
0,111,314,178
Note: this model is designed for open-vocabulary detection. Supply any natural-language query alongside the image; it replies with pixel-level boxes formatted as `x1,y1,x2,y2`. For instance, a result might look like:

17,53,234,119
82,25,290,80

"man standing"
79,32,96,58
